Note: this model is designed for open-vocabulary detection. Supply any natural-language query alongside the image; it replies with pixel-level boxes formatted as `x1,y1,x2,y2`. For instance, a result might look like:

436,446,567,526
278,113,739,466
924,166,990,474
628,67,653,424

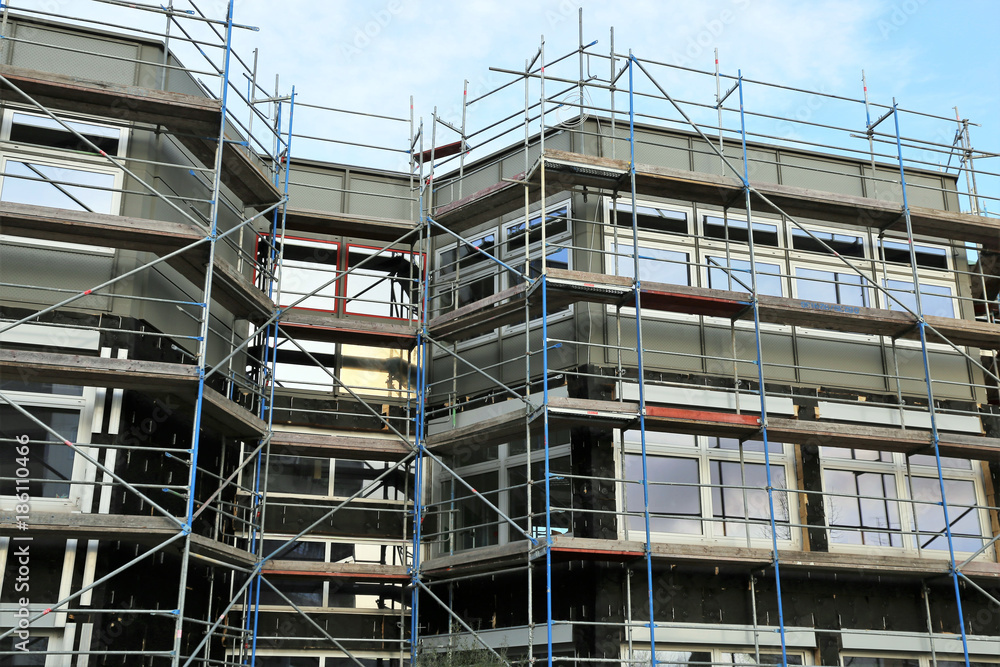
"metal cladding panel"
12,23,138,86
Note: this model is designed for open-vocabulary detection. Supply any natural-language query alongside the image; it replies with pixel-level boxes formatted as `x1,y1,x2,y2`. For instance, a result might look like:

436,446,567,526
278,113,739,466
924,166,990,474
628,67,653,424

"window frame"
819,448,992,560
343,242,424,321
267,234,341,313
615,431,801,549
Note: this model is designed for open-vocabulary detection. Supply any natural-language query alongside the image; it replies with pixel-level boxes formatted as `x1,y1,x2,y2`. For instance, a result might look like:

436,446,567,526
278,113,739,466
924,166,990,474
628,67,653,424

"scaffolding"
0,4,997,667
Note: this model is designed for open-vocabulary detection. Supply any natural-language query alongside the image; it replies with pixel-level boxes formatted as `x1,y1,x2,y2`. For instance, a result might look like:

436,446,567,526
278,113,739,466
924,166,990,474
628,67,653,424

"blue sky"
20,0,1000,213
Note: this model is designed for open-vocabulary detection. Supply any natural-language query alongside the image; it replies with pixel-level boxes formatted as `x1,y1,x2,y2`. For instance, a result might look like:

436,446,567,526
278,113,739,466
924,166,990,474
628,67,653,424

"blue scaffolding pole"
890,101,972,667
171,3,236,664
627,52,659,667
736,71,790,667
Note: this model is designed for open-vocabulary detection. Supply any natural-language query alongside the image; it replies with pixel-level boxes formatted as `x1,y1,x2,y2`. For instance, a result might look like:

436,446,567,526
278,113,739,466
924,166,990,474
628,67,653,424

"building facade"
0,5,997,667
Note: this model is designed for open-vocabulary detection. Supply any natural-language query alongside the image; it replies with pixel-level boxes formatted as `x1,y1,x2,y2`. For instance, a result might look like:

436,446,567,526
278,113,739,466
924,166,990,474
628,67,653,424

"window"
344,244,422,320
792,228,866,257
611,243,690,286
269,338,413,400
7,111,123,155
264,455,408,502
633,647,805,667
614,202,688,235
879,239,950,270
0,110,127,217
439,429,573,552
271,236,339,311
882,279,955,318
707,257,784,297
704,215,781,247
620,431,795,545
436,230,498,314
795,268,870,307
504,205,569,255
820,447,988,556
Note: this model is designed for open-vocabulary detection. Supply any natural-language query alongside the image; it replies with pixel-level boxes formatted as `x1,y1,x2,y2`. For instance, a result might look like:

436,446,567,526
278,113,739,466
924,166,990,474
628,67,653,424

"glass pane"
266,456,329,496
911,476,983,552
612,243,689,285
257,579,324,607
0,404,78,498
825,469,902,547
625,455,701,535
708,257,783,296
792,228,865,257
506,206,568,252
333,459,366,497
884,279,954,318
908,453,972,470
11,111,120,154
2,160,116,213
843,658,918,667
345,246,420,319
650,650,712,667
710,461,790,539
262,539,326,561
880,239,949,269
624,430,696,448
726,653,802,666
704,215,780,247
820,447,893,463
453,471,499,550
795,267,869,307
276,239,339,311
615,204,688,234
340,344,413,400
708,436,783,454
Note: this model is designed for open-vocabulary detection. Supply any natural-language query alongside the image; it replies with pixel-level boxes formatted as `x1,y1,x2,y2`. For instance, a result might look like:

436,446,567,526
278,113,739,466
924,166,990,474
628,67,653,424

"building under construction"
0,3,998,666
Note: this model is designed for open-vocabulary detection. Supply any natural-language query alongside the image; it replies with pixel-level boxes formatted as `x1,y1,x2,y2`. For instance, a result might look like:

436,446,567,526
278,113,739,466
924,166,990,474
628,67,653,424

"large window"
0,109,127,217
632,647,805,667
344,244,422,320
620,431,795,545
264,455,408,502
271,236,340,311
821,447,989,556
435,229,498,315
438,429,572,553
707,256,784,297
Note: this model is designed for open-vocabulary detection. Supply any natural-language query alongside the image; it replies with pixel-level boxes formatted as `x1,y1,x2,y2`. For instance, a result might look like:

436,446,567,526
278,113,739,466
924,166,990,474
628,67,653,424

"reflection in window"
510,246,570,286
792,228,865,257
438,233,497,313
611,243,689,286
883,279,954,318
262,539,326,561
708,436,782,454
795,267,869,307
625,455,701,535
0,405,77,499
911,476,983,552
340,343,412,400
704,215,780,247
344,245,421,319
266,455,330,496
505,206,569,253
273,238,339,311
710,461,790,539
257,579,323,607
708,257,783,296
843,657,919,667
2,160,116,214
825,469,902,547
508,456,572,540
614,204,688,234
10,112,121,155
451,471,499,550
879,239,949,270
